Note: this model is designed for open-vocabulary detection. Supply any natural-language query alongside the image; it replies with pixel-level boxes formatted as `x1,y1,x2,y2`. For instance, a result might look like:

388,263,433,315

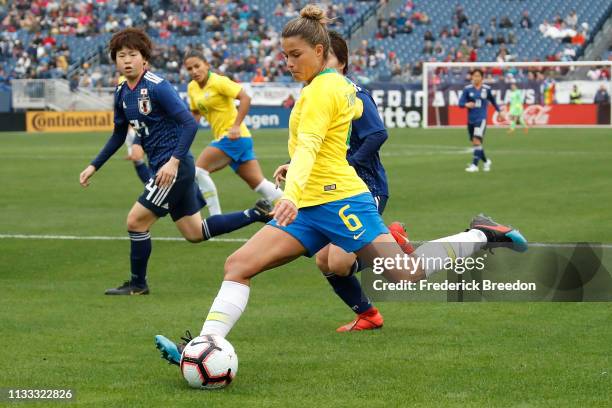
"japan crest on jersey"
138,88,152,115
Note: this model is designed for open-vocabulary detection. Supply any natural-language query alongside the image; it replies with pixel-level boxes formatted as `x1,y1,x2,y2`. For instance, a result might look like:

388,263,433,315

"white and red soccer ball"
180,335,238,390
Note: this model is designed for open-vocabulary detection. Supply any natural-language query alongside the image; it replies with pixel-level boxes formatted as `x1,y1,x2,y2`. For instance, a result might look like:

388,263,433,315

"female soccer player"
273,31,413,332
79,28,273,296
459,69,505,173
155,5,527,363
507,81,529,134
183,52,283,216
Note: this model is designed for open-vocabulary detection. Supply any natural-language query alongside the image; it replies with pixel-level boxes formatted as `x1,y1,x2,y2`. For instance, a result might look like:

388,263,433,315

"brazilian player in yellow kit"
183,53,282,215
155,6,528,360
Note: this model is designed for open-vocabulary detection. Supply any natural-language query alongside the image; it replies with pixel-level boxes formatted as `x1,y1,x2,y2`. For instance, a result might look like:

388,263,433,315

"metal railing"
11,79,113,111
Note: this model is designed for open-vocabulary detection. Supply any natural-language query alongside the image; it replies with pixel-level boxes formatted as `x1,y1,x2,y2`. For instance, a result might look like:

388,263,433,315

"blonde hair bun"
300,4,326,22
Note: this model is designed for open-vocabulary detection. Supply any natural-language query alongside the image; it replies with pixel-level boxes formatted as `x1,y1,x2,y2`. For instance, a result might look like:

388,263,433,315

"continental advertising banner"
26,111,113,132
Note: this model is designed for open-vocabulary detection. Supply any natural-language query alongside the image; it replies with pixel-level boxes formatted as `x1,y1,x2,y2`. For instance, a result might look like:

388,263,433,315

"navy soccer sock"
128,231,151,287
201,209,261,239
134,160,152,184
325,273,373,314
472,146,482,166
480,147,488,162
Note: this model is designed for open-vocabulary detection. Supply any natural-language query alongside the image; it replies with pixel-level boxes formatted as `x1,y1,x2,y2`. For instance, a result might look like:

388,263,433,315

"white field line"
1,233,611,249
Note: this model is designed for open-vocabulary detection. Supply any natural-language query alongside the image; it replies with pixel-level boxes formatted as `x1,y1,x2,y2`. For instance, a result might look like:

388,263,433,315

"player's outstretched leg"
155,330,194,366
469,213,528,252
388,222,415,254
201,199,273,240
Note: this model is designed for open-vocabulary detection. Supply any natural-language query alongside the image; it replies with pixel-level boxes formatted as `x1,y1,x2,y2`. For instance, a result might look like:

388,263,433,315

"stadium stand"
0,0,610,87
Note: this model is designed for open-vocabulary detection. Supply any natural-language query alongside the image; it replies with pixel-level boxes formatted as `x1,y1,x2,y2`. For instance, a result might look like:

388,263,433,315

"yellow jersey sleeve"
283,86,333,205
283,71,368,207
215,75,243,98
353,98,363,120
187,83,197,111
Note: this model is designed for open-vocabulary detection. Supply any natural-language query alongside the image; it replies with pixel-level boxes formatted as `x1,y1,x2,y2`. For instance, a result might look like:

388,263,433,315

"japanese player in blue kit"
79,28,273,295
459,68,505,173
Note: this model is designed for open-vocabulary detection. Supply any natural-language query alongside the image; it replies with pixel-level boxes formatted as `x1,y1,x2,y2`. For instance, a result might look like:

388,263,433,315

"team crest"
138,95,152,115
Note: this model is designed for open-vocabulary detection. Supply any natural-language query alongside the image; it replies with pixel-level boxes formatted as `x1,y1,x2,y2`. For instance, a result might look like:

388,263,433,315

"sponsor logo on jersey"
324,184,336,191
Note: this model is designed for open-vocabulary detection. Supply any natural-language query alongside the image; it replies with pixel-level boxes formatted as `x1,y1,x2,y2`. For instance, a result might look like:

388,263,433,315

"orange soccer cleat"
388,222,415,254
336,307,384,332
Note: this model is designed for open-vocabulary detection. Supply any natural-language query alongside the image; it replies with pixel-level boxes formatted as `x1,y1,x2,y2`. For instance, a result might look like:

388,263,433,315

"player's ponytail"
328,30,349,75
282,4,330,58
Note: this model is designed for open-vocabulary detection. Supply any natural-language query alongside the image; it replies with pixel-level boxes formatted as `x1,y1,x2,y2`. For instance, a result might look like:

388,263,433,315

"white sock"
254,179,283,203
412,229,487,277
201,280,250,338
195,167,221,215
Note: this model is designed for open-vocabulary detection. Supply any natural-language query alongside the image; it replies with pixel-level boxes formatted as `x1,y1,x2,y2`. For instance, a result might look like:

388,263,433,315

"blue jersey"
347,80,389,198
458,84,500,125
91,71,198,173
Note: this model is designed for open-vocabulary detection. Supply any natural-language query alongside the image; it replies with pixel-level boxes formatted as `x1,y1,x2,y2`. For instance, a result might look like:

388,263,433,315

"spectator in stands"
412,10,429,25
520,11,532,29
252,68,265,83
434,41,445,58
565,10,578,29
569,84,582,104
594,84,610,105
489,17,497,32
454,5,469,29
439,26,450,39
424,30,435,42
500,16,513,29
508,31,517,44
571,30,586,46
485,34,495,46
400,19,414,34
469,23,483,48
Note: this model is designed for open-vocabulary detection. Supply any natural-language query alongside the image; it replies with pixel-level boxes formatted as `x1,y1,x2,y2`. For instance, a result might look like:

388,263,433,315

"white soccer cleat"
483,159,492,172
465,164,479,172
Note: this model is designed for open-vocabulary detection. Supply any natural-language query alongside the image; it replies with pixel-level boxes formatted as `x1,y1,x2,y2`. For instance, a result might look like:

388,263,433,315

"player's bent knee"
224,253,256,281
327,257,354,277
315,255,330,274
126,214,146,231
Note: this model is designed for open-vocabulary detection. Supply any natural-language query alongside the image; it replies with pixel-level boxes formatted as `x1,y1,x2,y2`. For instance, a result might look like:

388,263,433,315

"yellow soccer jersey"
187,72,251,140
283,68,368,208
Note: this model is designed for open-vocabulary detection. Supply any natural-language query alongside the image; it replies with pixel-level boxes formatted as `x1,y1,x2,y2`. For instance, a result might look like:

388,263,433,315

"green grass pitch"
1,127,611,407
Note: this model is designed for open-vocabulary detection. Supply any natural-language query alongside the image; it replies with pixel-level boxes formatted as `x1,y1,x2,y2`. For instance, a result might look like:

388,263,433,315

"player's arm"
154,80,198,187
277,88,330,225
459,89,474,109
221,77,250,139
487,90,501,112
187,89,203,123
347,95,388,168
80,98,128,187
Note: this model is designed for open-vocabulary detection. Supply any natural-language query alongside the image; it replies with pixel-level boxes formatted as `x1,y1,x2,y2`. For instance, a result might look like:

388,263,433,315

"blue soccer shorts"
468,119,487,141
138,155,206,221
268,192,389,257
209,136,256,172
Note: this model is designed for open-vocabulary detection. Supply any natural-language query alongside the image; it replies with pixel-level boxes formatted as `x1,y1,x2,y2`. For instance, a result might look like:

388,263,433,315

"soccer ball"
180,334,238,389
